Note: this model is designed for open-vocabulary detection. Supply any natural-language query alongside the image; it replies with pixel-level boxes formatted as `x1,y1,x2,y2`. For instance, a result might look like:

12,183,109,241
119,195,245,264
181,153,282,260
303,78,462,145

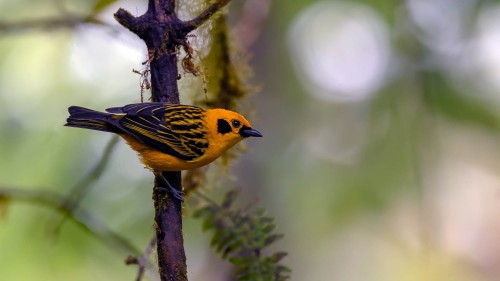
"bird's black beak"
239,126,263,138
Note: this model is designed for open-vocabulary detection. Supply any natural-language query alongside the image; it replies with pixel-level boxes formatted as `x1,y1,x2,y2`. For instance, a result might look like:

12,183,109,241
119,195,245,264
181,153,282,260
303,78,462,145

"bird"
65,102,262,201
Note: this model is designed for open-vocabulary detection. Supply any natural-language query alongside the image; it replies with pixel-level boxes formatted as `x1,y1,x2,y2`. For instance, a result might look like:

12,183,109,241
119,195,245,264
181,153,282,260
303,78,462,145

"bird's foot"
155,175,185,202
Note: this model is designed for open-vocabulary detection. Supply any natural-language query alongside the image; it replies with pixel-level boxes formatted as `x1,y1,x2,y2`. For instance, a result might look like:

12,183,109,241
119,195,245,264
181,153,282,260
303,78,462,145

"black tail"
65,106,116,133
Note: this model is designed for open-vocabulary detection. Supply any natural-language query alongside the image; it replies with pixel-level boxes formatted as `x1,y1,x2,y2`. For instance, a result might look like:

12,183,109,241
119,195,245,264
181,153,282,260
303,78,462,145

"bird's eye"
231,119,241,128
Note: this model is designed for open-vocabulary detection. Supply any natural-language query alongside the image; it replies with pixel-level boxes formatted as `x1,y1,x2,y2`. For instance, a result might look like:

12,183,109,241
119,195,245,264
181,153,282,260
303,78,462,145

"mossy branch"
113,0,234,280
185,6,290,280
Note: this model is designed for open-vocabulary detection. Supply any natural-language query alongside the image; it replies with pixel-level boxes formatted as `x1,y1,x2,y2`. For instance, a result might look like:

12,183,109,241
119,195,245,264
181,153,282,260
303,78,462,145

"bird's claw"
155,186,185,202
156,174,185,202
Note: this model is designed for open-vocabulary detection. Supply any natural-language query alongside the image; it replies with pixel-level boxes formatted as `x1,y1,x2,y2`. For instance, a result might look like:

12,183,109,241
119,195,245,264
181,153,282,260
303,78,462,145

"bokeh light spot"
288,1,391,102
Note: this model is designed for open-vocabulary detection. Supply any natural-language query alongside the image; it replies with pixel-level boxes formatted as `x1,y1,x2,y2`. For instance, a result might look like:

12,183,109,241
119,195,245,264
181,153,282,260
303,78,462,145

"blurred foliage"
420,69,500,130
189,8,290,280
194,189,290,281
91,0,119,14
197,15,248,109
3,0,500,280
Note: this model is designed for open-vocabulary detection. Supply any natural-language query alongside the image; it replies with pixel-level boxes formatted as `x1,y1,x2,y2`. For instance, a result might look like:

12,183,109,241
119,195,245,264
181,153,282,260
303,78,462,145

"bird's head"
205,108,262,148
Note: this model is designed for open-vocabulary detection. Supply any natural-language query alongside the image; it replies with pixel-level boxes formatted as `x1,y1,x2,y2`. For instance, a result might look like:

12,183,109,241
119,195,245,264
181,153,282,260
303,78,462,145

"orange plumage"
65,103,262,172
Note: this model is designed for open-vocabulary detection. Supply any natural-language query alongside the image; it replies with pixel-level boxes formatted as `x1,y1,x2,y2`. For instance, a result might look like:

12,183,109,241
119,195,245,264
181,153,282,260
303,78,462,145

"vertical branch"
154,172,185,280
114,1,232,281
115,4,186,280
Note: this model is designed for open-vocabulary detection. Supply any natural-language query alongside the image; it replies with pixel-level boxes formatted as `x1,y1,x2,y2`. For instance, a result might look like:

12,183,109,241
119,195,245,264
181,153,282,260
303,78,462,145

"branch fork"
114,1,232,281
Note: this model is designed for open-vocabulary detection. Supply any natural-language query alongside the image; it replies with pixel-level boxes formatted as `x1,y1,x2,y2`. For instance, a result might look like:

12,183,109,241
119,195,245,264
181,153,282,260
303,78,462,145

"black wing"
107,103,208,161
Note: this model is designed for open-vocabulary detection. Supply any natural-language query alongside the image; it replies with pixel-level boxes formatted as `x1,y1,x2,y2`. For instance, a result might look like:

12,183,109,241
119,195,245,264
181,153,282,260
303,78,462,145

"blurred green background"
3,0,500,280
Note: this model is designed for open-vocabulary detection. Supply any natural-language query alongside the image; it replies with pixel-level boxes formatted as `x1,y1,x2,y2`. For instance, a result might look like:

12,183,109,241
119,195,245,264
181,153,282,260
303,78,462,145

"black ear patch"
217,119,232,135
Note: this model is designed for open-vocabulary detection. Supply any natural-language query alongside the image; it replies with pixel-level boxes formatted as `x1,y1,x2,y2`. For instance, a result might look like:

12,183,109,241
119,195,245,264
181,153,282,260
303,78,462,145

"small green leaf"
216,230,237,253
229,257,252,266
210,229,224,247
268,252,288,264
193,205,216,218
255,207,266,216
263,234,284,248
201,218,215,231
222,189,240,209
261,223,276,234
276,265,292,274
222,238,244,258
237,272,261,281
260,216,274,224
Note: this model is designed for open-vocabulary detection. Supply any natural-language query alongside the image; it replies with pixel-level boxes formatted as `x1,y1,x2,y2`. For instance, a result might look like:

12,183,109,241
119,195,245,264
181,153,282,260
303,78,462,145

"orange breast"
120,134,220,171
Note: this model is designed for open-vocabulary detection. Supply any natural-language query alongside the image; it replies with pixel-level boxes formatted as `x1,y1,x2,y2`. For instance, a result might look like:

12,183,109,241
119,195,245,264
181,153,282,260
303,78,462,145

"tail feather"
65,106,117,133
105,106,124,114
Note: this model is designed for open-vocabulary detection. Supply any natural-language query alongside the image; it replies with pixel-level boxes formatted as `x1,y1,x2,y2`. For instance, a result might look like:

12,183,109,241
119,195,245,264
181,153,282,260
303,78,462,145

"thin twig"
50,136,119,235
0,187,140,256
60,136,120,214
0,15,105,33
126,236,159,281
182,0,231,33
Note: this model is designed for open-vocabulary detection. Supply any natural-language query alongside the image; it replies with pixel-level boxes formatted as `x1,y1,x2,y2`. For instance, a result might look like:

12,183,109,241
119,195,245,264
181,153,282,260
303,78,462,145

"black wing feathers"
65,106,118,133
67,103,208,161
157,106,209,159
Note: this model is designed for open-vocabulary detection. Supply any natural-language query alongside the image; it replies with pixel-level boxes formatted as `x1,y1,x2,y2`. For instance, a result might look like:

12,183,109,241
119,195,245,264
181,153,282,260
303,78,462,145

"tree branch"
113,8,145,35
125,237,158,281
114,0,233,280
182,0,231,33
0,187,140,256
0,15,105,33
55,136,120,230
